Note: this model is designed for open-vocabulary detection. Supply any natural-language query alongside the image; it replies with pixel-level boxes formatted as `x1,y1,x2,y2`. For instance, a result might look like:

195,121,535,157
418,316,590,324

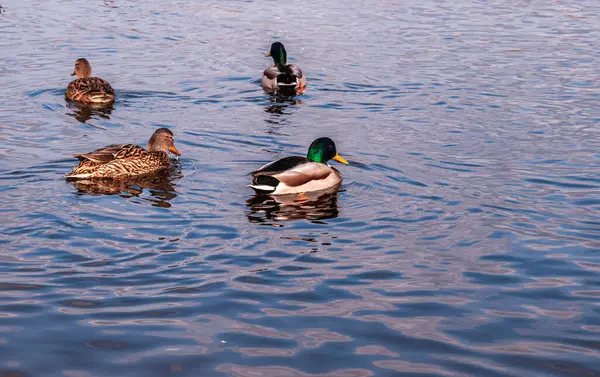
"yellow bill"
265,52,271,57
169,146,181,156
333,153,349,165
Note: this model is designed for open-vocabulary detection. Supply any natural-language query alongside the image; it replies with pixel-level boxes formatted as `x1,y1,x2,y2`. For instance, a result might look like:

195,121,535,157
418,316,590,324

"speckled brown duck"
66,128,181,180
66,58,115,104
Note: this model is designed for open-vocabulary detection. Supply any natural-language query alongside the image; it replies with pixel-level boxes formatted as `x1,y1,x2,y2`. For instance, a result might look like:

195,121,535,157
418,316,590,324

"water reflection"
4,0,600,375
66,101,113,123
265,96,304,109
263,97,303,134
246,186,340,223
103,0,118,8
264,97,303,113
264,104,288,117
70,163,182,208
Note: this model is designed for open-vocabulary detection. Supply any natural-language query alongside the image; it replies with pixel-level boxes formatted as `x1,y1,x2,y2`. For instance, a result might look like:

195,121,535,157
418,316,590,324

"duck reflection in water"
66,100,113,123
70,162,182,208
246,186,340,223
264,98,304,115
264,97,303,134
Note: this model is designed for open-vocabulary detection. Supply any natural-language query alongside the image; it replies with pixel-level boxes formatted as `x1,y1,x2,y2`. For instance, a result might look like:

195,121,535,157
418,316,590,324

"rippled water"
2,1,600,376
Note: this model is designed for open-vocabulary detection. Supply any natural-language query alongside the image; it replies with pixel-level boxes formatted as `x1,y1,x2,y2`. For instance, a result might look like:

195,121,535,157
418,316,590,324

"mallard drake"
66,58,115,104
66,128,181,180
249,137,348,195
262,42,307,96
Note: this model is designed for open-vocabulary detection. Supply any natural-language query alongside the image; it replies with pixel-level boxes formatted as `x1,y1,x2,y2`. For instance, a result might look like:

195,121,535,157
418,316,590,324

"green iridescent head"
306,137,349,165
266,42,287,66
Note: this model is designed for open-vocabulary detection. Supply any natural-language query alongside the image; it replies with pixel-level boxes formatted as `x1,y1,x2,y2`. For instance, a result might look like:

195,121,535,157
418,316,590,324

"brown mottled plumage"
66,128,181,180
66,58,115,104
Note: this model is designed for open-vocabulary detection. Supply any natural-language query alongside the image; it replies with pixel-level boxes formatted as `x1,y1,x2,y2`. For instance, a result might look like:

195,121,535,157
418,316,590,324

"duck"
249,137,348,195
66,128,181,180
66,58,115,104
262,42,307,96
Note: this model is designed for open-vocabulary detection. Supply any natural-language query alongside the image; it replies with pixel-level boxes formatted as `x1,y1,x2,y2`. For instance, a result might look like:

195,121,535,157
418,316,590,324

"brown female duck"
66,58,115,104
66,128,181,180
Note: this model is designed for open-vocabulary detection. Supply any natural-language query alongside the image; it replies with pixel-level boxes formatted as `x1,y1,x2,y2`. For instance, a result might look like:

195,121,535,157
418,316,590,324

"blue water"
1,1,600,376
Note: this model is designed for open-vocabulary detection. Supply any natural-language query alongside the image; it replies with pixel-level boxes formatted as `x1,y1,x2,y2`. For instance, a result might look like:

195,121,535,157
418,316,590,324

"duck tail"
87,92,115,104
248,184,276,195
65,172,91,180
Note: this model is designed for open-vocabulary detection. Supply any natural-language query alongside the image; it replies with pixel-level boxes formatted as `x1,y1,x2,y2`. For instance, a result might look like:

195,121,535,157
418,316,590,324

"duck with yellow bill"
249,137,348,195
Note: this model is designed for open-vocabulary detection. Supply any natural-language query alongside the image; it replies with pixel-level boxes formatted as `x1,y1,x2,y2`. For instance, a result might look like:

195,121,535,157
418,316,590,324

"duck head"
147,128,181,156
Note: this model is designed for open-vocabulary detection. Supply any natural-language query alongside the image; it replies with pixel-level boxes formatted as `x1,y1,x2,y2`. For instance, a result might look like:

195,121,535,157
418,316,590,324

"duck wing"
277,64,303,86
286,64,304,79
252,157,331,187
68,77,115,94
74,144,147,164
67,77,115,103
75,77,115,94
252,156,307,175
263,65,280,80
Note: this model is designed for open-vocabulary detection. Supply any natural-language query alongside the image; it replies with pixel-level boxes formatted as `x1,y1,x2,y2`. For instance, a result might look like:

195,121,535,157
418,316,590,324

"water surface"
1,1,600,376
